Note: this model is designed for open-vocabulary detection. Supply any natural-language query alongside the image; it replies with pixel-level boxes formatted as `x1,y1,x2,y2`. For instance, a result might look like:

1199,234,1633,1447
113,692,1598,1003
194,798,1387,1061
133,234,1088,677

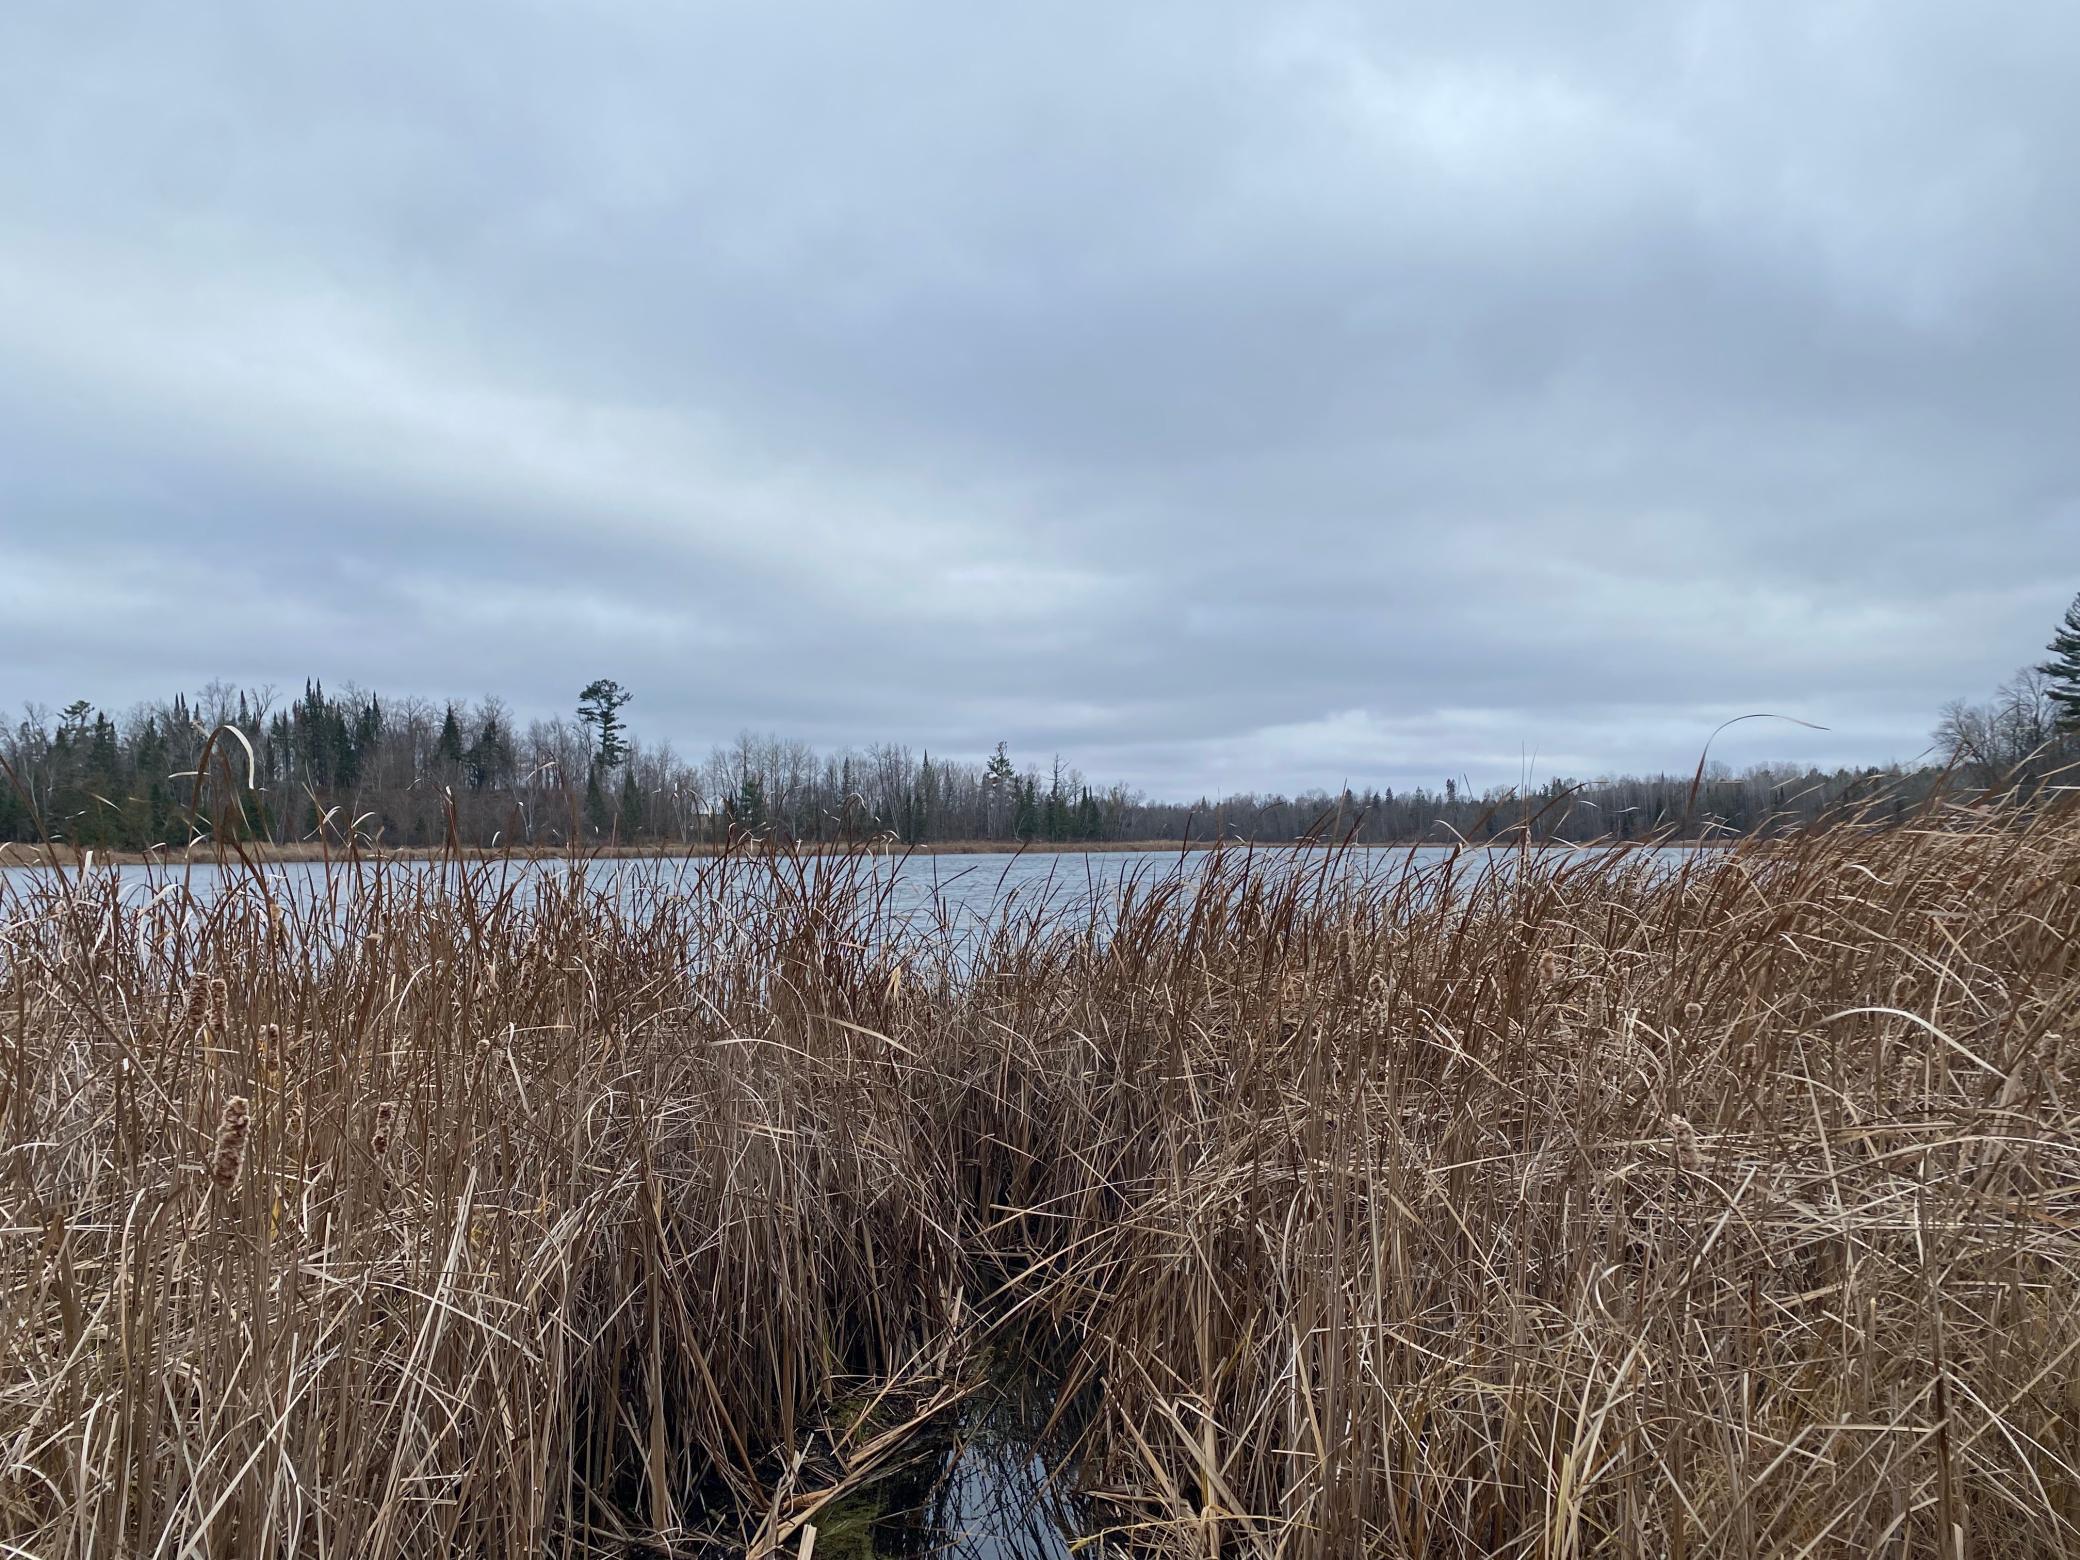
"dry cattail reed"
209,1096,250,1188
3,796,2078,1560
370,1101,396,1177
1667,1111,1702,1172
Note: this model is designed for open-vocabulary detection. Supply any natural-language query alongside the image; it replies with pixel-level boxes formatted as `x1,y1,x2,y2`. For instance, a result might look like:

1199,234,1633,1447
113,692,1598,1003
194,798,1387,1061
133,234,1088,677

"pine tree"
577,679,633,769
2041,591,2080,732
584,766,611,836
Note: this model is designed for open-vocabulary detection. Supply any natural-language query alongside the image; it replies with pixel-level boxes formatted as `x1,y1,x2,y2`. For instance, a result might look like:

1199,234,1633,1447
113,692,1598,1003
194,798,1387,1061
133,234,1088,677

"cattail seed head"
1668,1112,1702,1172
206,977,229,1031
370,1101,396,1162
210,1096,251,1187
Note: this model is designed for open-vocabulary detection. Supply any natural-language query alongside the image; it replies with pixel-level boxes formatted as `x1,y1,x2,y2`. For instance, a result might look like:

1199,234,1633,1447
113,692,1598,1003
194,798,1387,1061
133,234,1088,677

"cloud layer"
4,1,2074,794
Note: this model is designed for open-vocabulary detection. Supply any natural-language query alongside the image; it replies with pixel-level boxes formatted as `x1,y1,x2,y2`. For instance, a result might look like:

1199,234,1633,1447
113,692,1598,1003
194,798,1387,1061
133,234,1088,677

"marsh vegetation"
4,797,2079,1556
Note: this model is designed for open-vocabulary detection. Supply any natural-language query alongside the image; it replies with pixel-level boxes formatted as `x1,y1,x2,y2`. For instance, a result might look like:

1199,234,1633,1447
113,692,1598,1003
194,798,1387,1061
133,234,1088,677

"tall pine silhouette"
2042,591,2080,732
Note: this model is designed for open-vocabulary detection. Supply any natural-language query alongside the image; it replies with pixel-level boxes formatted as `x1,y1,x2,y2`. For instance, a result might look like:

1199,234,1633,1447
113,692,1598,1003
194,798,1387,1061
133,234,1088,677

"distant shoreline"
0,835,1734,869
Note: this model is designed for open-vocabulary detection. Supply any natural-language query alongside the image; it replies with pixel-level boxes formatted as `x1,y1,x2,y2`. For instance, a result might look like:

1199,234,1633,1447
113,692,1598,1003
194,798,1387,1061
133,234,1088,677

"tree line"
5,593,2076,855
0,681,1143,852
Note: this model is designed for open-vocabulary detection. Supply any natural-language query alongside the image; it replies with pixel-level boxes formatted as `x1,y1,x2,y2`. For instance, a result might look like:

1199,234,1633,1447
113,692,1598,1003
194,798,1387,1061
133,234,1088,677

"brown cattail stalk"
210,1096,251,1188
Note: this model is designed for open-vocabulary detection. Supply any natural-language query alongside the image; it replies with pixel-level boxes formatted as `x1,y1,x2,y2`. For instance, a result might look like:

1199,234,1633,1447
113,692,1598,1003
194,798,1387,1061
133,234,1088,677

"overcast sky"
2,3,2073,797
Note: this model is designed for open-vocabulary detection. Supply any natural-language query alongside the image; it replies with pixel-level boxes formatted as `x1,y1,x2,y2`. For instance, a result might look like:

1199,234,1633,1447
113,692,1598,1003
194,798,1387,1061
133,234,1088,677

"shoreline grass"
3,802,2075,1555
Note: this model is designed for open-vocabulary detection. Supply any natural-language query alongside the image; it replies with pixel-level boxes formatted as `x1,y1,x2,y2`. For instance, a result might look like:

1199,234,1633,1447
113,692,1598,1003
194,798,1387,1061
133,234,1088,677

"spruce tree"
436,705,466,767
913,751,933,844
735,774,767,833
617,769,643,842
584,766,611,836
1014,776,1038,840
351,696,382,785
466,716,511,792
2041,591,2080,732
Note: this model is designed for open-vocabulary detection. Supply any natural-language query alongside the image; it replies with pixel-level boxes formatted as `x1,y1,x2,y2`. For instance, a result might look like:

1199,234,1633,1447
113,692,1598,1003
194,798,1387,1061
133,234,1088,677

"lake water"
0,843,1701,923
0,847,1720,983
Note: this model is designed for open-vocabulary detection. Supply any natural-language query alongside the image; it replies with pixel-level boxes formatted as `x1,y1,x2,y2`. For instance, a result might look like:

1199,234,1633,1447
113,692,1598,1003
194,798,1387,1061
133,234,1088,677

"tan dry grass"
1,803,2076,1556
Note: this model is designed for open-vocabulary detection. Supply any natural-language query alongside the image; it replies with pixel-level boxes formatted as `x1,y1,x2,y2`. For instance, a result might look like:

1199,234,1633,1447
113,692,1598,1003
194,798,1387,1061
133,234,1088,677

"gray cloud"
2,0,2074,795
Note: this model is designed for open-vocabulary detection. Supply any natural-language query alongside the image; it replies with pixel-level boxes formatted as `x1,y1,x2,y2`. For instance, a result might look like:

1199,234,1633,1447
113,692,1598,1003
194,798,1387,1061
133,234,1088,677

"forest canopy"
3,597,2075,853
0,679,2050,855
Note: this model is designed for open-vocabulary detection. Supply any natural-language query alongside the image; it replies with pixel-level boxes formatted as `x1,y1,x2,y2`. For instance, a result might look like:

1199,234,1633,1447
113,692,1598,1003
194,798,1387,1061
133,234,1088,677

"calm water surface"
0,843,1703,929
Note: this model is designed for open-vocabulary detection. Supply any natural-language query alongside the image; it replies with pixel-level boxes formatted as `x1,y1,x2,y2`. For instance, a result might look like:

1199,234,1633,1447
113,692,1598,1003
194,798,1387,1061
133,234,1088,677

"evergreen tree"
0,776,23,842
617,769,642,841
583,766,610,836
435,705,466,767
1043,758,1067,841
264,711,291,783
984,742,1016,837
2041,591,2080,731
466,715,512,791
87,713,118,780
577,679,633,769
1014,776,1038,840
145,776,174,844
58,700,92,746
910,751,933,844
735,773,767,833
331,700,360,786
352,696,383,784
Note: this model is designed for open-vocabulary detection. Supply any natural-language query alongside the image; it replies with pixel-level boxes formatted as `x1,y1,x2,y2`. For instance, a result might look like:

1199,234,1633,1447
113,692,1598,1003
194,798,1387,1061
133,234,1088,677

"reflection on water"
817,1343,1091,1559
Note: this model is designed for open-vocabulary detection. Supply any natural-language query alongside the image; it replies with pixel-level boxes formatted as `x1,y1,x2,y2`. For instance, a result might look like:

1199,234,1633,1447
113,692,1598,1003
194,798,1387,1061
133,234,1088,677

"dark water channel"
812,1346,1093,1559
